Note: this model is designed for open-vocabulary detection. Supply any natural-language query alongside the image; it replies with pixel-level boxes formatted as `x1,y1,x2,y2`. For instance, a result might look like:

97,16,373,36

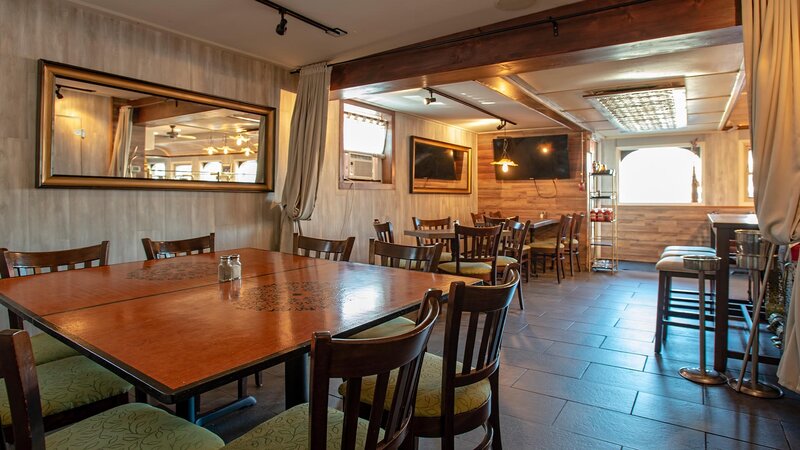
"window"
149,162,166,179
236,160,258,183
619,146,701,204
746,146,754,198
173,163,193,180
200,161,223,182
340,100,394,189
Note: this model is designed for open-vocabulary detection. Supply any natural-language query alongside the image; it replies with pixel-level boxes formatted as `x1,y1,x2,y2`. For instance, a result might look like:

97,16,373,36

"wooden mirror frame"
410,136,471,195
36,60,276,192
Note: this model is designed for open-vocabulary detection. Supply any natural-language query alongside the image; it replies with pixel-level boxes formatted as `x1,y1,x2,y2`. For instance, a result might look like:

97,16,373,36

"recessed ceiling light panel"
585,87,687,132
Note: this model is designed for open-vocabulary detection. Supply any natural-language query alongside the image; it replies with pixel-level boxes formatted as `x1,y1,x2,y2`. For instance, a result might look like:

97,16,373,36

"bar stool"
654,255,718,352
679,255,726,385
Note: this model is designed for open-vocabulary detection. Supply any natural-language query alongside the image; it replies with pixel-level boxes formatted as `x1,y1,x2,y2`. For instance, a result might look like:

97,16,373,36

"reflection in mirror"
39,61,274,191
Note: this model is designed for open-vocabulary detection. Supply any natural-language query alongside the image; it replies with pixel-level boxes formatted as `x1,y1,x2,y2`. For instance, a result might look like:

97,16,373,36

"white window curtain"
343,112,387,155
279,62,332,252
108,105,133,177
743,0,800,392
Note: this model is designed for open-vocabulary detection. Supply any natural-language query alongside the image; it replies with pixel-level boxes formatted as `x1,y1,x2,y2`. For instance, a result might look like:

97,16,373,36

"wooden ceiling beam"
330,0,741,97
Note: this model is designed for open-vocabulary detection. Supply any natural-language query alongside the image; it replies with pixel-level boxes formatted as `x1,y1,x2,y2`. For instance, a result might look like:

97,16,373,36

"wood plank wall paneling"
477,129,590,268
297,98,479,263
0,0,294,267
618,205,754,262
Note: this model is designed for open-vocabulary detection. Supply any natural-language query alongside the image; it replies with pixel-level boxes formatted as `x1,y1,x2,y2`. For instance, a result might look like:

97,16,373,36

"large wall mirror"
37,60,275,191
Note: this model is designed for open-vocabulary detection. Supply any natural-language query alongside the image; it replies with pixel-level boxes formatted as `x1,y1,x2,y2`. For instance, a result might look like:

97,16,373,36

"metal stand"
679,255,726,385
728,238,783,398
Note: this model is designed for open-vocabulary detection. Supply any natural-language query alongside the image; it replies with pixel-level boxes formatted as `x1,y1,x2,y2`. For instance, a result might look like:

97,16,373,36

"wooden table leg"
134,388,148,403
713,226,731,372
285,352,309,409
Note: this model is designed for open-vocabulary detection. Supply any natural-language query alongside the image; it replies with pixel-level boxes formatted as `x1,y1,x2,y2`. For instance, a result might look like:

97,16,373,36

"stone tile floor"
193,264,799,449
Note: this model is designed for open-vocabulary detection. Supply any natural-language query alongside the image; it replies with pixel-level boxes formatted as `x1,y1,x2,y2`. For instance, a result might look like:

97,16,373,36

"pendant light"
490,120,518,173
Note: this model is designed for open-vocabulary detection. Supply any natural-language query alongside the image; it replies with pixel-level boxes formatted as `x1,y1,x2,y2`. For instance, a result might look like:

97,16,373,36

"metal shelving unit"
589,170,618,272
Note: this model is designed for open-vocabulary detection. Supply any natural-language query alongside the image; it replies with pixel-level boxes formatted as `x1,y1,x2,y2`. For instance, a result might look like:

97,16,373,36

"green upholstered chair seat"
529,239,564,250
439,251,452,263
0,355,132,424
338,353,490,418
495,256,518,267
438,261,493,276
46,403,223,449
225,403,379,449
349,317,415,339
31,333,80,365
656,256,702,273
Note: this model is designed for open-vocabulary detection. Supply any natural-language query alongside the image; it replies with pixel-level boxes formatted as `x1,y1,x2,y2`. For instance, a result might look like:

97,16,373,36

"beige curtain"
255,116,267,184
743,0,800,392
108,105,133,177
279,62,332,252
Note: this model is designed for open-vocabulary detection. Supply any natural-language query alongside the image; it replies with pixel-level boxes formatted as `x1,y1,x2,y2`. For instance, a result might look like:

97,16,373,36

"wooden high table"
708,213,759,372
0,248,473,424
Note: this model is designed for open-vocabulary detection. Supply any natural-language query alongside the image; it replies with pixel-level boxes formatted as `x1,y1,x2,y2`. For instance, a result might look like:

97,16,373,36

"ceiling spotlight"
55,85,64,100
276,10,288,35
424,89,437,105
496,120,507,130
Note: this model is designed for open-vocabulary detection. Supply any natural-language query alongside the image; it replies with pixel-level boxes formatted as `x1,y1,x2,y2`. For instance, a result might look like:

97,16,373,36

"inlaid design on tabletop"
126,261,218,281
233,281,348,312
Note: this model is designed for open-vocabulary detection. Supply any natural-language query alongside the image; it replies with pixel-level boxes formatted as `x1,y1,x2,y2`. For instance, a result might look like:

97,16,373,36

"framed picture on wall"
410,136,471,194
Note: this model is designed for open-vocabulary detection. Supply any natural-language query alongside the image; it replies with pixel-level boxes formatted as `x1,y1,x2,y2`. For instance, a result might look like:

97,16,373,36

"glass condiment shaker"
229,254,242,280
218,256,232,282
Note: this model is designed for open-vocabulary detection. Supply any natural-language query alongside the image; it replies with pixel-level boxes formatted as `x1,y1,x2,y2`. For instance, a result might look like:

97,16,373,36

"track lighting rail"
254,0,347,36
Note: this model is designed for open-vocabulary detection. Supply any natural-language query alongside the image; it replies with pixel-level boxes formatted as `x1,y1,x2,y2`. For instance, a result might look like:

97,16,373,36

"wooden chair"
1,242,108,361
293,234,355,261
566,212,585,275
530,215,572,284
470,211,503,227
483,215,519,227
0,329,223,450
141,233,214,260
342,269,520,449
373,220,395,243
349,240,443,340
495,220,531,309
438,224,503,285
411,217,452,262
228,292,441,449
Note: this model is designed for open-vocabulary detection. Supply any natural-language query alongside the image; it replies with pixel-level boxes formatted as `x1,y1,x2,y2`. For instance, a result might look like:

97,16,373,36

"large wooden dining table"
0,248,474,423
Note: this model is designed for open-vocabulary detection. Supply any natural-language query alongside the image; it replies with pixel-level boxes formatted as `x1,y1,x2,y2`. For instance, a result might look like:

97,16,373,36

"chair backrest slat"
0,242,110,279
451,225,503,282
293,234,355,262
411,216,451,250
310,291,441,450
569,212,585,247
373,220,395,243
369,239,442,273
141,233,215,260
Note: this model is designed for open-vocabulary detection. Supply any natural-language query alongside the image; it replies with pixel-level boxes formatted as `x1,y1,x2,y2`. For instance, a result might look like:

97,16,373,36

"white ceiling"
68,0,745,137
68,0,580,68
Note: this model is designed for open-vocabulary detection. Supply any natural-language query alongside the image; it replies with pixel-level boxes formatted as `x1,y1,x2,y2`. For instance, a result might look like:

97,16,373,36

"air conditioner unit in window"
344,152,382,181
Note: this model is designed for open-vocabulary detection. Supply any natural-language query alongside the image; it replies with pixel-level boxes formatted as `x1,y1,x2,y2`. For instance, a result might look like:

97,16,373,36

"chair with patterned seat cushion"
412,216,453,262
373,220,395,243
495,219,530,309
1,355,133,441
348,240,443,340
293,234,355,262
0,329,223,450
530,214,572,284
227,292,441,450
141,232,214,260
341,268,520,449
438,224,503,286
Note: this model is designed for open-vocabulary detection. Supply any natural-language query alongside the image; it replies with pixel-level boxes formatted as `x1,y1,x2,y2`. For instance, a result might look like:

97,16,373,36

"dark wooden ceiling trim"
330,0,741,95
475,77,586,132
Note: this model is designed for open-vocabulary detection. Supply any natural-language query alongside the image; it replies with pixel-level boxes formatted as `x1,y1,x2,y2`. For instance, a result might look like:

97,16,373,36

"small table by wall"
708,213,758,372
